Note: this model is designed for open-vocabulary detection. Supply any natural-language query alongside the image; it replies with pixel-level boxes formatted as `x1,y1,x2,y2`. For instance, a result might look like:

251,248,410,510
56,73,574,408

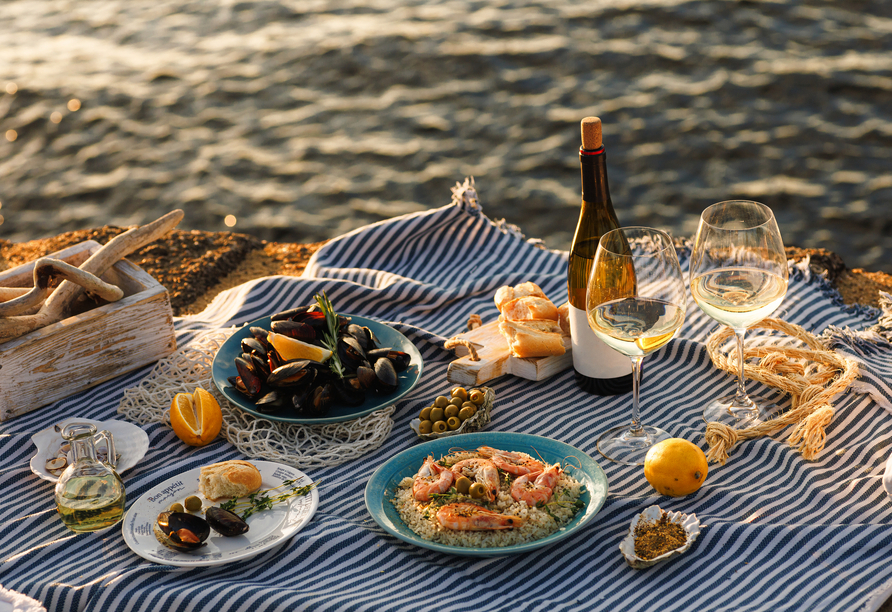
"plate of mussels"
211,306,424,424
122,461,319,567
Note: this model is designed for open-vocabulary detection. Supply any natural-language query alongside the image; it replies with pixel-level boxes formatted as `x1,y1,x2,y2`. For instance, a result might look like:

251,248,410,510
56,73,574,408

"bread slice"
500,296,559,321
198,460,262,501
499,318,567,358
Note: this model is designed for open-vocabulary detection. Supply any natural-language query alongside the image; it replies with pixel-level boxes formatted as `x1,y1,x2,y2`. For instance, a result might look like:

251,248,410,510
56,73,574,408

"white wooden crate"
0,240,177,420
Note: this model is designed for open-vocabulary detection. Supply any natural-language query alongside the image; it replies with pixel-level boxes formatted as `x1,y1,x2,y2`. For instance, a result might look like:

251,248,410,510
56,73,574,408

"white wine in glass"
690,200,789,427
586,227,686,465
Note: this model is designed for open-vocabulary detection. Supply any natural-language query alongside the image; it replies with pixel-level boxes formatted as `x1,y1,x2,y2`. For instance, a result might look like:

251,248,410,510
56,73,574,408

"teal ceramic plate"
212,314,423,424
365,432,609,556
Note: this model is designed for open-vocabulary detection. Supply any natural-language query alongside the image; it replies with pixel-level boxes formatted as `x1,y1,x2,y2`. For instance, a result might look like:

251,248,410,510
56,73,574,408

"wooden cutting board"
446,320,572,386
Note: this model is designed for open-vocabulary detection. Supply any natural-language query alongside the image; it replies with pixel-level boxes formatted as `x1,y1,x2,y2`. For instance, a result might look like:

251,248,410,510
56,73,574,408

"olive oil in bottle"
54,423,126,533
567,117,634,395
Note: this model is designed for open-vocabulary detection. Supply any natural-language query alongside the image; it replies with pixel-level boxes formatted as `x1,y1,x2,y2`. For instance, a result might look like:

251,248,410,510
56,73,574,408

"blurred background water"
1,0,890,272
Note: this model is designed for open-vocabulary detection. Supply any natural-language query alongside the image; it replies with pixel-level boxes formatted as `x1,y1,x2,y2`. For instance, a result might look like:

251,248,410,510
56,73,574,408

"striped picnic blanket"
2,186,892,612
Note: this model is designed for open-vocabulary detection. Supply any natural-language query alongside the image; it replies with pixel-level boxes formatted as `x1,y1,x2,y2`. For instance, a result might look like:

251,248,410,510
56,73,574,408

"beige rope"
467,313,483,330
704,318,860,465
444,337,479,361
117,328,393,470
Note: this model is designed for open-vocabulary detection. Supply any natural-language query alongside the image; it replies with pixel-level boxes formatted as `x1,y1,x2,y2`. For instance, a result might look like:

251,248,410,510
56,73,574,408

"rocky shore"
0,227,889,316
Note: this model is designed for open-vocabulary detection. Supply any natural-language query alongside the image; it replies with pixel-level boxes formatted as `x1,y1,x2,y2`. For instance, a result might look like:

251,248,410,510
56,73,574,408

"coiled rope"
704,318,860,464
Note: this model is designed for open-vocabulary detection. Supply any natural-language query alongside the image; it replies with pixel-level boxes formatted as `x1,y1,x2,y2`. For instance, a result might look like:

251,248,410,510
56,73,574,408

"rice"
391,450,585,548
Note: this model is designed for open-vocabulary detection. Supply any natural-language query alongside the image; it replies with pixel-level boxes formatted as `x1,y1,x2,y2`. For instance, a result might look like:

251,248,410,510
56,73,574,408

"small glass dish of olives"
409,386,494,440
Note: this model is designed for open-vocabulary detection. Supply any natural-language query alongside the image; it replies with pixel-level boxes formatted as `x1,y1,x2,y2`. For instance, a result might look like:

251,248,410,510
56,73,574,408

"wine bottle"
567,117,634,395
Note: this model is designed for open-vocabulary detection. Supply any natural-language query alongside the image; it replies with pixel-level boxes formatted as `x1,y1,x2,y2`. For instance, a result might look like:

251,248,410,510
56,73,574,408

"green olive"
469,483,487,499
455,476,472,494
419,406,432,421
432,420,448,433
418,419,433,434
169,502,185,513
434,396,450,408
430,407,445,423
444,405,459,419
458,406,476,421
469,389,485,405
451,387,468,401
446,416,461,430
449,397,463,408
184,495,203,512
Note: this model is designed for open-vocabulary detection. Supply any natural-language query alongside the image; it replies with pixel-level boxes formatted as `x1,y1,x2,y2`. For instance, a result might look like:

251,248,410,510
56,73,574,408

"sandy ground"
0,229,888,316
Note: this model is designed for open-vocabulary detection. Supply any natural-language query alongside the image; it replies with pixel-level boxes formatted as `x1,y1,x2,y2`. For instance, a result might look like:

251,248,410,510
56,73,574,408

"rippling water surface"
2,0,891,272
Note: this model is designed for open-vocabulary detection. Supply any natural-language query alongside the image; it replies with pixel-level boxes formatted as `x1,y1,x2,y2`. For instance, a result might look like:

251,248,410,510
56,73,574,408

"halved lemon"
267,331,332,363
170,387,223,447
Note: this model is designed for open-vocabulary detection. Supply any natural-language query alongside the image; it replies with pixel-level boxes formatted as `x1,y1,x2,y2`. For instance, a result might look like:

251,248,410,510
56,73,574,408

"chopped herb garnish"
220,479,318,520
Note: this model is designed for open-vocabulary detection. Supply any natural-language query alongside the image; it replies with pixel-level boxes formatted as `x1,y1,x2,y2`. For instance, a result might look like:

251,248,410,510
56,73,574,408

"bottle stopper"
581,117,602,150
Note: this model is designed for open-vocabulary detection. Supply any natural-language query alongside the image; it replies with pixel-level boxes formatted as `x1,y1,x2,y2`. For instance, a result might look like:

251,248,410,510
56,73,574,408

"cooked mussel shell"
337,336,366,370
356,366,377,390
156,511,210,551
249,327,271,345
241,337,268,359
366,349,411,372
235,356,263,397
206,507,250,537
255,390,287,412
270,320,316,342
345,324,377,351
311,383,334,416
267,360,316,387
374,358,398,394
334,378,365,406
271,305,312,322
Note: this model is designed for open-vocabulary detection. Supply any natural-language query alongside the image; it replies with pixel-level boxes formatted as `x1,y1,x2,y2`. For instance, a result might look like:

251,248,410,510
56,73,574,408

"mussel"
366,349,411,372
271,320,316,342
155,511,210,551
267,360,316,387
373,358,399,394
270,305,312,321
255,390,288,413
206,507,250,537
241,337,268,359
234,356,263,398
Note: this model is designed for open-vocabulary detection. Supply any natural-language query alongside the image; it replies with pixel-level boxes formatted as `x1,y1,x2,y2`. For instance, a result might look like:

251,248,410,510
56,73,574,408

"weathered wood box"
0,241,177,420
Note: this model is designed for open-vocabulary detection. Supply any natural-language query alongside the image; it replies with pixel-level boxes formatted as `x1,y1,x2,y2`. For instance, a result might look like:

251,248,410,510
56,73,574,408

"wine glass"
690,200,788,427
586,227,686,465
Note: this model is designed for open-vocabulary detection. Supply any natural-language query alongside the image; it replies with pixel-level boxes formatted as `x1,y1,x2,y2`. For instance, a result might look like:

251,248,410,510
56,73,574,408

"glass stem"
629,356,644,436
733,329,751,406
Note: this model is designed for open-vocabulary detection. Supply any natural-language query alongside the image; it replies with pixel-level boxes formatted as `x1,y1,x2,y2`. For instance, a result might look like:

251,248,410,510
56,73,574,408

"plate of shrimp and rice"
364,432,608,556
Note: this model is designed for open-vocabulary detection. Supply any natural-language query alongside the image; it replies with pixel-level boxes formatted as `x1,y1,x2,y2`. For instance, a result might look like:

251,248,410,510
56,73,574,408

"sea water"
2,0,890,272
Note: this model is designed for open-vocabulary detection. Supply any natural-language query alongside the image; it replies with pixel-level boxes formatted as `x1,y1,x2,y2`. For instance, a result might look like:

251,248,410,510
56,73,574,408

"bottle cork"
581,117,602,150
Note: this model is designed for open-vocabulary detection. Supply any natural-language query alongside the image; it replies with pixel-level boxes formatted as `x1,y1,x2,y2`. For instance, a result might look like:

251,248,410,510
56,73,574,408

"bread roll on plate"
494,282,547,311
198,460,262,501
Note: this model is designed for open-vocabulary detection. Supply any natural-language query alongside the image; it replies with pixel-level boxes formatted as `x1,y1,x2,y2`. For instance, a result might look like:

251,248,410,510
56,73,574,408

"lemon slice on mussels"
267,332,332,363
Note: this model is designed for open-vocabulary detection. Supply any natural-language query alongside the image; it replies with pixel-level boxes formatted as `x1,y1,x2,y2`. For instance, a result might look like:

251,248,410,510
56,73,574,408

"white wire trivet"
117,329,394,470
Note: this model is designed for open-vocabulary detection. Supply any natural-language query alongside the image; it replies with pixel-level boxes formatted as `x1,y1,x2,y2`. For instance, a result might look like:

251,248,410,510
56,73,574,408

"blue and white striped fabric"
2,196,892,612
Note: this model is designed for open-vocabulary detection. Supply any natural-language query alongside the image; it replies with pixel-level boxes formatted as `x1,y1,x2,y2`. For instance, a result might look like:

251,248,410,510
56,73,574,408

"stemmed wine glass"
690,200,788,427
586,227,686,465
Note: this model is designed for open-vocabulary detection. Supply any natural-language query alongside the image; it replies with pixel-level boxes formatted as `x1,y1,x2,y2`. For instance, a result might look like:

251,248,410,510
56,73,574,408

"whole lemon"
643,438,708,497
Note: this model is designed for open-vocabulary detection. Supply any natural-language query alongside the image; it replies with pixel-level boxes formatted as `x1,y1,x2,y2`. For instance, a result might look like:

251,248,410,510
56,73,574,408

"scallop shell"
619,505,701,568
410,387,494,440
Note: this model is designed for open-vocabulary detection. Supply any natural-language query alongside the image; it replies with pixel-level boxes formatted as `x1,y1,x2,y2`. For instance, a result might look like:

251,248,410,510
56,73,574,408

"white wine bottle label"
568,305,632,378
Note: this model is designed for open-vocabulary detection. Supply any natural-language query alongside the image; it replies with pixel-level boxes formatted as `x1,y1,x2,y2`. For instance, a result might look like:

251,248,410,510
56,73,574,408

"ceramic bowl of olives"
410,386,493,440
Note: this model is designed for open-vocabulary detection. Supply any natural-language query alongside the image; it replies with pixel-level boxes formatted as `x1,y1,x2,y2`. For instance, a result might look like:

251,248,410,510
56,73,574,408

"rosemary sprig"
314,291,345,378
220,479,319,520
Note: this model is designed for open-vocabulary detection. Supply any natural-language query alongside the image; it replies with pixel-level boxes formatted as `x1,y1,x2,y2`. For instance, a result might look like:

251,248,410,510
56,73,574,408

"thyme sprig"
314,291,345,378
220,479,319,520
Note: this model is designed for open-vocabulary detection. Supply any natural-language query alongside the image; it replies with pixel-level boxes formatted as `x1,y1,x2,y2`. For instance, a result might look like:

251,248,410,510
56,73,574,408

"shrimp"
450,458,500,502
510,463,562,507
413,456,454,502
477,446,545,476
436,503,523,531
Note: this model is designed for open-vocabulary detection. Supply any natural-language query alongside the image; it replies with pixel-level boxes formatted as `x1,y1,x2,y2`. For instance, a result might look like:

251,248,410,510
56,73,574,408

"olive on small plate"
410,386,494,441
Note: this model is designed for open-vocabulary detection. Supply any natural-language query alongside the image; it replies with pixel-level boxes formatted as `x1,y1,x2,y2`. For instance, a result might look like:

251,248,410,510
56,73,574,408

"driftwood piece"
0,258,124,317
0,210,184,343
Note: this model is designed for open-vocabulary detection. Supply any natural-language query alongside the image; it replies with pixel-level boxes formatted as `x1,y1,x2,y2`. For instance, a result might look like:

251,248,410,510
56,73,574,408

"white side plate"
30,417,150,483
122,461,319,567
